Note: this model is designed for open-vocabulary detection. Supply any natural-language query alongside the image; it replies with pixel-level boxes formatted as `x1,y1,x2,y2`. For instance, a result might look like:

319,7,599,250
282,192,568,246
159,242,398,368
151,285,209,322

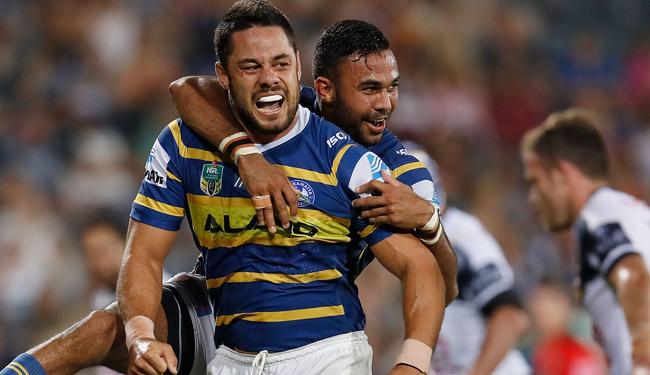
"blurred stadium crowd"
3,0,650,372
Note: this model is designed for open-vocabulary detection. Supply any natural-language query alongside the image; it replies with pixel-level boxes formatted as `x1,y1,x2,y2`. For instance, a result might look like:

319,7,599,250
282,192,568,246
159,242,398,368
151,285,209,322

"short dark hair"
521,108,609,179
313,20,390,80
213,0,296,65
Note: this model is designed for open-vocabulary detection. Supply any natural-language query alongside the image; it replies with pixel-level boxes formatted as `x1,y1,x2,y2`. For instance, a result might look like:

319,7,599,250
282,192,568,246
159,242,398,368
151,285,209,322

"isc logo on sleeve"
326,131,348,148
144,140,170,188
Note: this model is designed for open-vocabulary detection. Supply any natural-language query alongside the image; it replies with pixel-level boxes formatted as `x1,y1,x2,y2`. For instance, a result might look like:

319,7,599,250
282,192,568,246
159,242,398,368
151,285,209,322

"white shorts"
207,331,372,375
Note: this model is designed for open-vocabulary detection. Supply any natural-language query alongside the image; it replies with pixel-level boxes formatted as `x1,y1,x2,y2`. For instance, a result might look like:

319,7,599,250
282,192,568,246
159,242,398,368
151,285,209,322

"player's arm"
608,253,650,368
168,76,298,232
117,219,178,375
354,170,458,305
468,291,530,375
371,233,445,375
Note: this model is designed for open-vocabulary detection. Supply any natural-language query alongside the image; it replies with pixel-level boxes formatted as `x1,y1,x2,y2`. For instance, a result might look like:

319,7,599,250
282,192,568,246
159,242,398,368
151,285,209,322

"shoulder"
369,130,416,167
157,118,214,152
580,187,646,229
443,207,508,265
443,207,482,233
303,108,370,165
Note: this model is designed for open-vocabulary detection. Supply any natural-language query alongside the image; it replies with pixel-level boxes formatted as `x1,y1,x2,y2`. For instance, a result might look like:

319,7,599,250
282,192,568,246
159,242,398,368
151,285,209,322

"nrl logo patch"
200,162,223,196
292,179,315,207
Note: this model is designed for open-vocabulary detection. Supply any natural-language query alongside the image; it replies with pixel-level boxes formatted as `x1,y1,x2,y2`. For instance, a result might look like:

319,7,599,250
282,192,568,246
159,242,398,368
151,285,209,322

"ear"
215,62,229,90
553,159,578,185
296,50,302,81
315,76,336,105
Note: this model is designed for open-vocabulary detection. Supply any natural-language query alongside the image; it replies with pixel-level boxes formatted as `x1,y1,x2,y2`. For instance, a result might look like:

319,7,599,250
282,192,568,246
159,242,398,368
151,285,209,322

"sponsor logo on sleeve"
326,131,348,148
144,140,170,188
292,180,315,207
200,162,224,196
366,153,390,180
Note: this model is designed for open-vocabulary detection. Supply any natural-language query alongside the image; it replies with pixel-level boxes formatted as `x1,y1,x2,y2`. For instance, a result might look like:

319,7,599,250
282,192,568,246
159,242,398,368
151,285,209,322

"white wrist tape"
233,145,262,165
420,226,443,245
419,207,440,232
124,315,155,350
394,338,432,374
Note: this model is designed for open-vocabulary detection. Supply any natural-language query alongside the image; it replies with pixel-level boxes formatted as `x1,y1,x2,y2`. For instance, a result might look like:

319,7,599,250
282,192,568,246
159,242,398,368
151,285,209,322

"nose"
374,89,392,113
258,66,279,89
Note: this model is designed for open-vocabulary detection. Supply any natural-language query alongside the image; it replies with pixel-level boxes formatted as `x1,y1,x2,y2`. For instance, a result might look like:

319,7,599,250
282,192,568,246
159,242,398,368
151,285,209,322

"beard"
228,85,300,137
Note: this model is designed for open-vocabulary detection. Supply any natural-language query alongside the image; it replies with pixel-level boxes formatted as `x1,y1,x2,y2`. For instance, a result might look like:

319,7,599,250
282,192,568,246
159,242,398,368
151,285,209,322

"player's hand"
237,153,299,233
353,170,433,229
388,364,428,374
633,329,650,371
128,338,177,375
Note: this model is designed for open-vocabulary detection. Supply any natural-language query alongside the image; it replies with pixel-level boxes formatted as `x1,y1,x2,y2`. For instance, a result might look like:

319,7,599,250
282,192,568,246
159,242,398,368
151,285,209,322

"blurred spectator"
79,212,128,310
528,283,607,375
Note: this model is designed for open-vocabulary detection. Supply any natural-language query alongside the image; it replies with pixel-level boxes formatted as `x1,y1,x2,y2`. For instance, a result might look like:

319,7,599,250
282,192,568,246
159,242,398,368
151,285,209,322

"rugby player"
171,20,458,305
521,108,650,374
402,143,530,375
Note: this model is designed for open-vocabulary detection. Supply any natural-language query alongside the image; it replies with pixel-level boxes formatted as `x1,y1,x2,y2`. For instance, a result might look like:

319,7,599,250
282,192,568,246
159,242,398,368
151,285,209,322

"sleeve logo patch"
367,153,389,180
326,131,348,148
200,162,224,196
292,180,315,207
144,140,170,188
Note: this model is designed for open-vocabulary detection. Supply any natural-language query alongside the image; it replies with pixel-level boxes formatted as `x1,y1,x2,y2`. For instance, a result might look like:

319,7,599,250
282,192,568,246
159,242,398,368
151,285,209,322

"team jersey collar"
255,105,310,152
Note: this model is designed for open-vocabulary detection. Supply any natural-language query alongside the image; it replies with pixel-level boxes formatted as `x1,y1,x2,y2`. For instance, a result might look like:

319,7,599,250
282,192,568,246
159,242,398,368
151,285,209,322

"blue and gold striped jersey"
300,85,438,207
300,86,439,277
130,106,395,352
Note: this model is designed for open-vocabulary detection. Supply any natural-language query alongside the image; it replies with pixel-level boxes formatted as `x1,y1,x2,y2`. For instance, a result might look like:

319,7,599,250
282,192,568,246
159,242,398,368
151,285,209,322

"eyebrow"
237,53,292,65
238,58,260,65
272,53,291,61
357,75,401,88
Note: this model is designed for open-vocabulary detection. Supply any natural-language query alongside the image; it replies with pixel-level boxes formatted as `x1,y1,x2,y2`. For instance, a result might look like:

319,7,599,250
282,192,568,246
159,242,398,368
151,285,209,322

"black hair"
213,0,296,65
313,20,390,80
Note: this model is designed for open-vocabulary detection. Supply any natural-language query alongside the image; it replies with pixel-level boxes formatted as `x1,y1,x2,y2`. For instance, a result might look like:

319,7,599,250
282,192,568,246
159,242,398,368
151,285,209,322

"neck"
237,110,301,145
246,122,296,144
571,176,607,216
319,101,334,120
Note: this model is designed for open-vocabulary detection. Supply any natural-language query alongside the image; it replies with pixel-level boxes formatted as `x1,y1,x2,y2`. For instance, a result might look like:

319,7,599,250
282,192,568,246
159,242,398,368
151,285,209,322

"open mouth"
365,118,387,133
256,94,284,113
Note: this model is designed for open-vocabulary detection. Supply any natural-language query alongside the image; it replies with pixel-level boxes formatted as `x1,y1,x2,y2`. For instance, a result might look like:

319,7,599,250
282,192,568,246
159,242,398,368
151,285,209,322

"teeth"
257,95,283,103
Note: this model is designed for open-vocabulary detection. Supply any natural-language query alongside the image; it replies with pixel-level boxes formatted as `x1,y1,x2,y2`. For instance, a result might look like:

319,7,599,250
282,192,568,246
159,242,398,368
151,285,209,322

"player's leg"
1,302,168,375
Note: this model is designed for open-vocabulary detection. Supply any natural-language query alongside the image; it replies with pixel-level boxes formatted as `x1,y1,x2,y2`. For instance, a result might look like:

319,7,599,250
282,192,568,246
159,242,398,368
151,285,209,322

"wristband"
124,315,155,350
218,132,249,155
419,225,443,245
419,207,440,232
394,338,432,374
218,132,262,165
416,206,443,245
233,146,262,165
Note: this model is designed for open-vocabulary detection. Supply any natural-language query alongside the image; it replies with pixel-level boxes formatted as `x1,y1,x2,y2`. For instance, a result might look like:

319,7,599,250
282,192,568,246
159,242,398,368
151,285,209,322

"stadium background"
2,0,650,372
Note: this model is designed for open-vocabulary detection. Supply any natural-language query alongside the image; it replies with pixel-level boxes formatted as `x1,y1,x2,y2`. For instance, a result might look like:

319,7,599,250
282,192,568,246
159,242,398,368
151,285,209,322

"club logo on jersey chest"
200,162,223,196
292,180,315,207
